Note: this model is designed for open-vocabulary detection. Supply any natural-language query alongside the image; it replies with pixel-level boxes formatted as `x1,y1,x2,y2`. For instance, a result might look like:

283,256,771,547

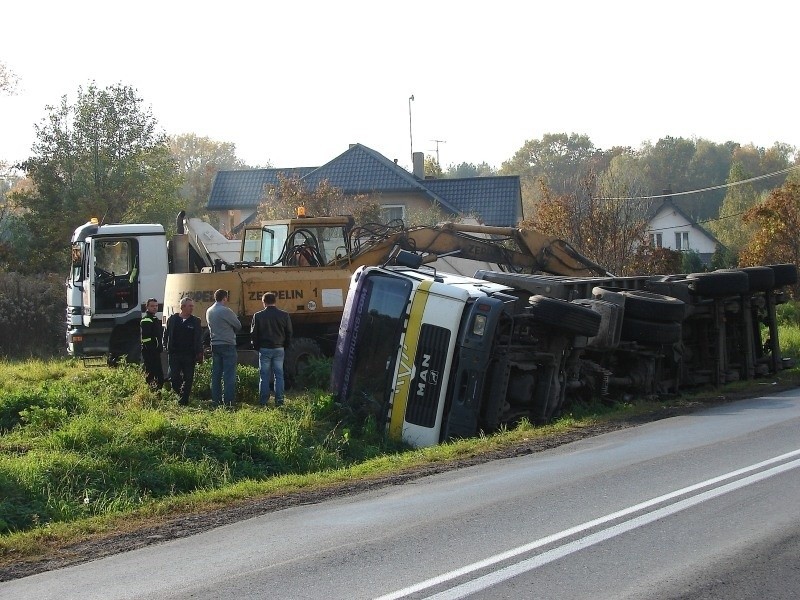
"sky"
1,0,797,174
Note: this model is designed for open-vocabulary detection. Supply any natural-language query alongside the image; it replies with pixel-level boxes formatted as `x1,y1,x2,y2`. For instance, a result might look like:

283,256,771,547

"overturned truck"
331,257,797,447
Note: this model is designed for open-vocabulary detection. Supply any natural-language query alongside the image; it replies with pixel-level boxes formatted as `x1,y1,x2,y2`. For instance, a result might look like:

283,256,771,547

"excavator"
161,212,611,381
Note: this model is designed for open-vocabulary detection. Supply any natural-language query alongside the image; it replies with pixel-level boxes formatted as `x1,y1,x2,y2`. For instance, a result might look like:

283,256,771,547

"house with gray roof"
647,195,722,266
206,143,522,232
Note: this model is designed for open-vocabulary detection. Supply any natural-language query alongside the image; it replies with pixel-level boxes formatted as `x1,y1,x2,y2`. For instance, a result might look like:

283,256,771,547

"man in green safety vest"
140,298,164,390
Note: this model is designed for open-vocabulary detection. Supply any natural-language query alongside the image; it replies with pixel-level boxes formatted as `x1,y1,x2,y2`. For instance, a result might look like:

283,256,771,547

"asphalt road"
3,389,800,600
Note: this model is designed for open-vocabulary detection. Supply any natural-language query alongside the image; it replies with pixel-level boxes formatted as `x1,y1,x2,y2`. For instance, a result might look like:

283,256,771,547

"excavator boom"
340,221,611,277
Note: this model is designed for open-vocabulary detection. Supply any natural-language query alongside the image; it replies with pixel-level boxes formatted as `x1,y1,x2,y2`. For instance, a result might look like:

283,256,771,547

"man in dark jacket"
140,298,164,390
250,292,293,406
163,296,203,405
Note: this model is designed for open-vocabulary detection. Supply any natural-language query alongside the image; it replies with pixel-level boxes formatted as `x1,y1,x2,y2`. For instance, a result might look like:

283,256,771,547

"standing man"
140,298,164,390
206,289,241,408
251,292,293,407
163,296,203,406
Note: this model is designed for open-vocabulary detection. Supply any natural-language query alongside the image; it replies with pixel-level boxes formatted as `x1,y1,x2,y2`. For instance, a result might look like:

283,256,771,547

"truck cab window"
71,243,84,283
94,239,138,312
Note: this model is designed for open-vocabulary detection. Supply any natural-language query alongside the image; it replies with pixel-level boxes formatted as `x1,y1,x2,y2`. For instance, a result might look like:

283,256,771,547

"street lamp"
408,94,415,163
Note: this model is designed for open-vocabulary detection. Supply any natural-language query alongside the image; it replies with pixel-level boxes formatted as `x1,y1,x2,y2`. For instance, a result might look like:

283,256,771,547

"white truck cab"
66,219,168,362
332,263,514,447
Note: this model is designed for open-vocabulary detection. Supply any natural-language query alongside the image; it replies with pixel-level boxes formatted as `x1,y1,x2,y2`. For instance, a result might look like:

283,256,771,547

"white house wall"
649,207,717,254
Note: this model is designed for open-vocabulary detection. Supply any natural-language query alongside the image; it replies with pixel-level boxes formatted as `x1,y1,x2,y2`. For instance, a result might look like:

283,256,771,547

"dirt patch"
0,387,792,582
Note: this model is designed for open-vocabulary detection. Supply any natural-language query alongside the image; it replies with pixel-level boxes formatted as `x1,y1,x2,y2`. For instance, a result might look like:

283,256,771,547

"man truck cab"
67,219,168,363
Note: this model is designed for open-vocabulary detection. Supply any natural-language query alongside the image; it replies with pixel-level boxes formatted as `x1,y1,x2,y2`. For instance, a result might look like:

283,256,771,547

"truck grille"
405,324,450,428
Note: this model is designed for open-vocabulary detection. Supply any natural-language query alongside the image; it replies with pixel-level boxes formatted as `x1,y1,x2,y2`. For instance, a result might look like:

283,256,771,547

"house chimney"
412,151,424,178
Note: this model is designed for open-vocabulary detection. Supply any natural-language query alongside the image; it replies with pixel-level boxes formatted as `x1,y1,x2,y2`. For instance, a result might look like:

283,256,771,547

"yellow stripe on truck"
388,280,432,440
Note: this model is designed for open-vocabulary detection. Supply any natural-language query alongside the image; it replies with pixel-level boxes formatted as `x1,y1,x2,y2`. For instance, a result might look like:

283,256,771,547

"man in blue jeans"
250,292,293,407
206,289,241,408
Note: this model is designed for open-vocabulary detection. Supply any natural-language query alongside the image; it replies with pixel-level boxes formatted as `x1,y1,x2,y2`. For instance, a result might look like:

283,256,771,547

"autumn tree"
523,172,651,275
628,245,684,276
168,133,250,219
10,82,182,273
739,182,800,277
255,174,381,225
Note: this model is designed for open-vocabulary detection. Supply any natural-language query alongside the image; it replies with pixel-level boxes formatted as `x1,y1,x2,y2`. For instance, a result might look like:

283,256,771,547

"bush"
0,272,65,359
776,301,800,328
294,356,333,391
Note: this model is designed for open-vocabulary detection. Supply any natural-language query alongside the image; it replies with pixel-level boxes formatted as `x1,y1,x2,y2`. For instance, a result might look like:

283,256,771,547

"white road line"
375,448,800,600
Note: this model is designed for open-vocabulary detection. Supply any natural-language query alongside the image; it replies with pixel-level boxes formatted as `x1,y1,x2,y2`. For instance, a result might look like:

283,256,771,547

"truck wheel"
768,263,798,288
528,295,601,337
284,337,323,388
740,266,775,292
620,318,682,345
686,270,749,297
593,287,686,323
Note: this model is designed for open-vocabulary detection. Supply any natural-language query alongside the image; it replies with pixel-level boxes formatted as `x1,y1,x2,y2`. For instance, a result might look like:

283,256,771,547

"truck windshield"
332,272,412,425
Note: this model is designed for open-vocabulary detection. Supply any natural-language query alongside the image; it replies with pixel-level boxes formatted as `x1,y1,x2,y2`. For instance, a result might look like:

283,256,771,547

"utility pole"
430,139,446,165
408,95,415,163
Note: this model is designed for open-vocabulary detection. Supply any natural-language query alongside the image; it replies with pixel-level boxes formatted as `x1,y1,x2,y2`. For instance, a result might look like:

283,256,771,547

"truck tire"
284,337,323,388
685,270,749,297
528,295,601,337
593,287,686,323
740,266,775,292
768,263,798,288
620,318,682,345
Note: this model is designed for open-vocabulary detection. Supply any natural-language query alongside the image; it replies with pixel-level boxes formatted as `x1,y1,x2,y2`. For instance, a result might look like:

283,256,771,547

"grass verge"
1,356,800,571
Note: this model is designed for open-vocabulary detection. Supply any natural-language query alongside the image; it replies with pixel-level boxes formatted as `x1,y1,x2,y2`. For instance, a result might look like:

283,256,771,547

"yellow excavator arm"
338,221,611,277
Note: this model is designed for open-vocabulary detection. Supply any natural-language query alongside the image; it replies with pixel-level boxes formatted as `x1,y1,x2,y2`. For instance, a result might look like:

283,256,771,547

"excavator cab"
240,215,354,267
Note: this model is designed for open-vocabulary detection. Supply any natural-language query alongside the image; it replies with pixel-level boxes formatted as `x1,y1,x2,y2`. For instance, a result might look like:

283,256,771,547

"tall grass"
2,314,800,539
0,359,393,535
777,302,800,358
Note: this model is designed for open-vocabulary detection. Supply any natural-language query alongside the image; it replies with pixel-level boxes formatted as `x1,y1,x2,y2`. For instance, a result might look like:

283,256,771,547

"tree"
523,173,651,276
424,155,442,178
0,61,19,95
11,82,182,273
707,162,759,256
732,143,791,195
255,174,381,225
686,139,735,218
500,133,598,216
168,133,250,219
739,182,800,279
628,245,684,276
445,162,496,178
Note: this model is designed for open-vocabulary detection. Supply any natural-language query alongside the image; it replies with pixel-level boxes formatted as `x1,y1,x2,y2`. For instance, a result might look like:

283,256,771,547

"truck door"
86,237,139,322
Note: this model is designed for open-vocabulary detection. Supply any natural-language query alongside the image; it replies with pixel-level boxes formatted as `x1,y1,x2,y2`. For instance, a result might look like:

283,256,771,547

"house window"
675,231,689,250
649,232,663,247
381,205,406,224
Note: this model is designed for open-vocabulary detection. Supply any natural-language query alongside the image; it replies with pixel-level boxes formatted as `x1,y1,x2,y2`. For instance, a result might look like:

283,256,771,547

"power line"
598,165,800,201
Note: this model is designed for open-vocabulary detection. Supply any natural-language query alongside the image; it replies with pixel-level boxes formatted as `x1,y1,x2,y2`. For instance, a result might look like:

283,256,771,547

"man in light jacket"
206,289,241,408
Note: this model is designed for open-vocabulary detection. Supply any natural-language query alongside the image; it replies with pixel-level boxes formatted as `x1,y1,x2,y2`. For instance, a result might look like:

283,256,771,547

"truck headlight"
472,314,487,336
